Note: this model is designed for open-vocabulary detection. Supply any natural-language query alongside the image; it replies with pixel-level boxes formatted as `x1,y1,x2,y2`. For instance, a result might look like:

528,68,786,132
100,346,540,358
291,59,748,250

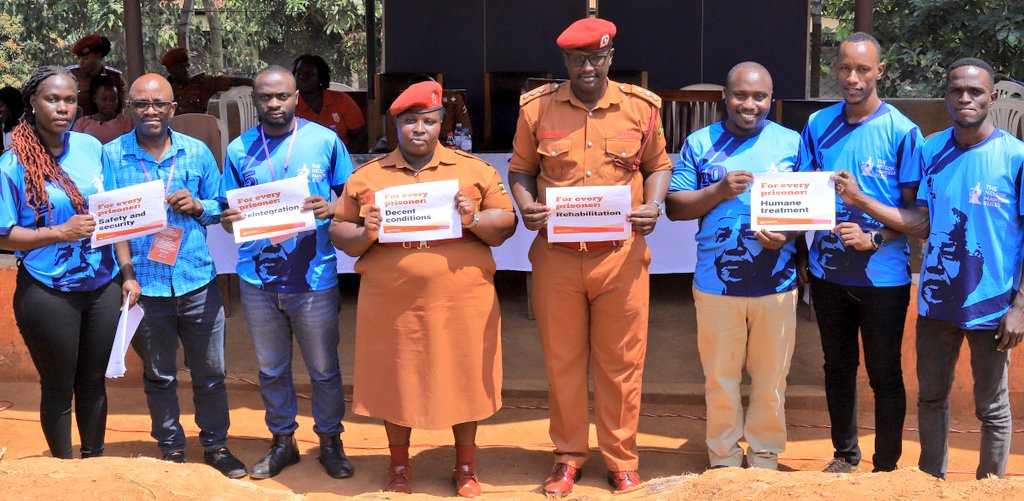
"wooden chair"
170,113,228,171
608,70,648,88
482,71,552,150
654,88,724,152
990,98,1024,140
370,73,444,148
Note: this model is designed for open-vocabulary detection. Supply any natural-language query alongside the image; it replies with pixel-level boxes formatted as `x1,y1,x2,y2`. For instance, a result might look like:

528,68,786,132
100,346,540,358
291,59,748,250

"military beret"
389,80,444,116
557,18,616,51
72,34,111,57
160,47,190,67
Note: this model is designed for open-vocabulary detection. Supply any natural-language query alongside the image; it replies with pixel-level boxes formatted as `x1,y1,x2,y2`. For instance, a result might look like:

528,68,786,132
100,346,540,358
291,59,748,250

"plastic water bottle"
446,132,456,149
460,132,472,152
454,123,464,149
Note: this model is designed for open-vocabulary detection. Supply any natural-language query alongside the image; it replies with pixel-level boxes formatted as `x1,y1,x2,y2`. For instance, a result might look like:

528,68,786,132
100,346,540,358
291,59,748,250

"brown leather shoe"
607,470,642,492
453,463,481,498
386,464,412,494
542,463,581,497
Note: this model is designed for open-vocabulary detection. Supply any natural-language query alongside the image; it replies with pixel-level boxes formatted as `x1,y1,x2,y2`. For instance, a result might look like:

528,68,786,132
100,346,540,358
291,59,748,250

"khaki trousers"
530,235,650,471
694,287,797,469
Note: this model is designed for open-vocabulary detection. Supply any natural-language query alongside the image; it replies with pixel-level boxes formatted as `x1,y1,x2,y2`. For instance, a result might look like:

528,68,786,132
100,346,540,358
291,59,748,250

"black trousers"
13,267,121,458
810,276,910,471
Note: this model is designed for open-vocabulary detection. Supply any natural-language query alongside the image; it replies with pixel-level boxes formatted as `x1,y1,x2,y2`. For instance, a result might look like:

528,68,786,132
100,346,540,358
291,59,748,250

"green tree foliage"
823,0,1024,97
0,0,377,89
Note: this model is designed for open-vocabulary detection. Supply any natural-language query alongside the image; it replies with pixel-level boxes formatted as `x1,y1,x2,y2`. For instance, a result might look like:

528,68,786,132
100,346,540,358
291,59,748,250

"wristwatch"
870,231,884,250
650,199,665,218
463,211,480,229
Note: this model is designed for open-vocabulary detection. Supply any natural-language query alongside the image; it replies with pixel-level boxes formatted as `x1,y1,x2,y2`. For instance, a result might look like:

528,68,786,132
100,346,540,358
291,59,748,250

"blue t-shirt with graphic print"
221,119,352,292
0,131,117,291
670,120,802,297
916,128,1024,330
798,101,923,287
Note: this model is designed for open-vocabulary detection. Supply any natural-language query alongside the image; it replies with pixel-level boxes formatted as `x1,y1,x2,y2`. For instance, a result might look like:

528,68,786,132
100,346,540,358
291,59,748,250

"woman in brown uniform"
331,81,516,497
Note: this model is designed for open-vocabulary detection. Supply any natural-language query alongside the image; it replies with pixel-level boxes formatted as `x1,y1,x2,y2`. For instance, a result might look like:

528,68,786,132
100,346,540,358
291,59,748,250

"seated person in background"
68,34,125,116
293,54,367,152
161,48,253,116
72,74,132,144
0,86,22,150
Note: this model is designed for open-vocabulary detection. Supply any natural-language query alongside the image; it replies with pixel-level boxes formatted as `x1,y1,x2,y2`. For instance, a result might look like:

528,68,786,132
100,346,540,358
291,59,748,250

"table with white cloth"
206,153,698,274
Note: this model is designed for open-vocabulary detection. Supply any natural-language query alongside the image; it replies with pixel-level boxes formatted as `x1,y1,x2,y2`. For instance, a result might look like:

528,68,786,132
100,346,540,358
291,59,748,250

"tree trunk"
177,0,195,49
203,0,224,72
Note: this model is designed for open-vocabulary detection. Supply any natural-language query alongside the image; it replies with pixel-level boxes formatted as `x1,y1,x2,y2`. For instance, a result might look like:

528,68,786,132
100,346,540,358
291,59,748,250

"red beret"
557,18,616,51
72,34,111,57
389,81,444,116
160,48,190,67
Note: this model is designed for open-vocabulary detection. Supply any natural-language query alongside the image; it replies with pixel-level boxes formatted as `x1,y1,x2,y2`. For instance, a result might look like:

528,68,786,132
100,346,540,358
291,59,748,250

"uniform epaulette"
452,148,492,167
104,66,123,75
354,154,388,172
617,83,663,109
519,82,563,106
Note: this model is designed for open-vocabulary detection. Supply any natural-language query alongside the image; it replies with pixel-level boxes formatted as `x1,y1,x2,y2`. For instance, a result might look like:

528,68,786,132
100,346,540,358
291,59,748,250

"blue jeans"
132,281,228,455
810,276,909,471
916,315,1011,479
239,281,345,435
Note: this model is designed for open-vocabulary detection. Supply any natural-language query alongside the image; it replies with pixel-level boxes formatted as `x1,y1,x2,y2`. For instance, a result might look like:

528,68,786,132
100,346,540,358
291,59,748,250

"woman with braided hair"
0,66,134,459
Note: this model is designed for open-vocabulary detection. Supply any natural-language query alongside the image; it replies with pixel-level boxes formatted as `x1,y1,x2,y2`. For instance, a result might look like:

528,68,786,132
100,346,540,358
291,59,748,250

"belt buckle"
402,241,413,249
578,242,588,252
417,240,430,249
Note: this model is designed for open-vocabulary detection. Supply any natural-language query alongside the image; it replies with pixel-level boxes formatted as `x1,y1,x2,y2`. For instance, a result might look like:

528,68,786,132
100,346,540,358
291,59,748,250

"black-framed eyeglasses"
255,92,296,103
128,100,173,112
563,49,613,68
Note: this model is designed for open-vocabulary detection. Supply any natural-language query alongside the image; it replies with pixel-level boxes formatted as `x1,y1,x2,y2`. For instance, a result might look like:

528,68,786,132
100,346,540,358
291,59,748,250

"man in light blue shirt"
220,66,353,480
101,74,245,477
667,62,802,470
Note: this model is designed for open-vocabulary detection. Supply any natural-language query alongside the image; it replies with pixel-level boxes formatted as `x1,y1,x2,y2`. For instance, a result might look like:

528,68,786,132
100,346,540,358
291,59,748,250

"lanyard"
256,121,298,181
138,154,177,198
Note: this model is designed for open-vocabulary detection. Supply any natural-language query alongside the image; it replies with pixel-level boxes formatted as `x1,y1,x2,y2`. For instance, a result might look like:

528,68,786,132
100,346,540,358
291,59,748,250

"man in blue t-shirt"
798,32,924,474
220,66,354,480
667,62,801,470
835,58,1024,480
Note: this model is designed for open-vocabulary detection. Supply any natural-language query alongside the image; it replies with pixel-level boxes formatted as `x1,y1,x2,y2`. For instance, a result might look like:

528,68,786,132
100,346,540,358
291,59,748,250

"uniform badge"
600,34,610,48
497,181,507,195
331,112,340,122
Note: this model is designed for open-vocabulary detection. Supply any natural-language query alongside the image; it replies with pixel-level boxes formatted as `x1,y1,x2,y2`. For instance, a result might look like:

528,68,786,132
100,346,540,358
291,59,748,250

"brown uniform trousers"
509,80,671,471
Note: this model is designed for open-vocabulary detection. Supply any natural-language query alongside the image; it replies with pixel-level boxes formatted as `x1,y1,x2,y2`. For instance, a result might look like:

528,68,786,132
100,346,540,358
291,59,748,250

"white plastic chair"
990,98,1024,140
995,80,1024,100
329,81,355,91
216,86,256,140
171,113,228,171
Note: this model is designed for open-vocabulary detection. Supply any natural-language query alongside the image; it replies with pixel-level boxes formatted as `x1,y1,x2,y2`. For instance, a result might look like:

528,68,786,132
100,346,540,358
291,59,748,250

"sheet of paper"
89,179,167,247
375,179,462,243
750,171,836,231
546,185,632,243
105,294,145,379
226,176,316,244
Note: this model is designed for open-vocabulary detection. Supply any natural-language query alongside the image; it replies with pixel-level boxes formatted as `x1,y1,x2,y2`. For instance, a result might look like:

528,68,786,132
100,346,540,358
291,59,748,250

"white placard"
750,171,836,231
89,179,167,246
546,185,632,243
226,176,316,244
105,293,144,379
375,179,462,243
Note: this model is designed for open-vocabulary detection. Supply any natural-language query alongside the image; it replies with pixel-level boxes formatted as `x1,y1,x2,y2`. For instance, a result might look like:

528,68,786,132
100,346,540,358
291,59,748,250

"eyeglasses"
563,50,613,68
255,92,296,103
128,100,173,112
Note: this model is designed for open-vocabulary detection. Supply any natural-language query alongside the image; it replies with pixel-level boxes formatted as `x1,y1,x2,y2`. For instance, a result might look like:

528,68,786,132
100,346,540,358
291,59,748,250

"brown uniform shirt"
508,79,671,208
170,73,236,115
69,65,126,116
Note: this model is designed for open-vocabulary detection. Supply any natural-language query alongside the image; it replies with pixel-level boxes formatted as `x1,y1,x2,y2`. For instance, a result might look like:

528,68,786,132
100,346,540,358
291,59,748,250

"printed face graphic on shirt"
815,203,870,282
712,219,783,294
921,207,984,310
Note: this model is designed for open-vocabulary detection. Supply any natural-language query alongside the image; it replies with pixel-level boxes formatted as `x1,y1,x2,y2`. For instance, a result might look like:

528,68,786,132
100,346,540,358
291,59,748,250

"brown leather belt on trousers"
380,237,467,249
550,231,635,252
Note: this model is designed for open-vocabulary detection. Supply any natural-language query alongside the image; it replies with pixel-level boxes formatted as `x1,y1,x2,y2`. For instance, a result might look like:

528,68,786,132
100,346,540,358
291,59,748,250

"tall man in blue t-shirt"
833,58,1024,479
102,74,247,478
798,32,924,473
220,66,354,480
667,62,802,470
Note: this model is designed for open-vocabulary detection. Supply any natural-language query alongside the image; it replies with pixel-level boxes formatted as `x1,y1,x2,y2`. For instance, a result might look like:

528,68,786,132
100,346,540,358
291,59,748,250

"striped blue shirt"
101,128,222,297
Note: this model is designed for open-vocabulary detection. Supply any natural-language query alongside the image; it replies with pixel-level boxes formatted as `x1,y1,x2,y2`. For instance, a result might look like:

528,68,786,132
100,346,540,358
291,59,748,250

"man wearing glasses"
219,66,354,480
100,74,246,477
508,18,671,496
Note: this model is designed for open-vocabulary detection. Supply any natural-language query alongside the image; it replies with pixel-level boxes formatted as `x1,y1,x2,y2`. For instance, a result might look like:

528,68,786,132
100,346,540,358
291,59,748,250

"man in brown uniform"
160,48,253,116
68,34,126,116
508,17,671,496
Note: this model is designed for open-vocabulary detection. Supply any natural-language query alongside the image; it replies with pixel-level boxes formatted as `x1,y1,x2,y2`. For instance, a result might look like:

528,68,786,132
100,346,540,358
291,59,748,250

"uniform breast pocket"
606,137,642,181
537,137,574,180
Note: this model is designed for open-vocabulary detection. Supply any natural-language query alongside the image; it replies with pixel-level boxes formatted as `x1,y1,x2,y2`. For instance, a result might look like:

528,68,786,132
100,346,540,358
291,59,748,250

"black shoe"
250,434,300,480
204,447,248,479
317,433,354,479
162,450,186,463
